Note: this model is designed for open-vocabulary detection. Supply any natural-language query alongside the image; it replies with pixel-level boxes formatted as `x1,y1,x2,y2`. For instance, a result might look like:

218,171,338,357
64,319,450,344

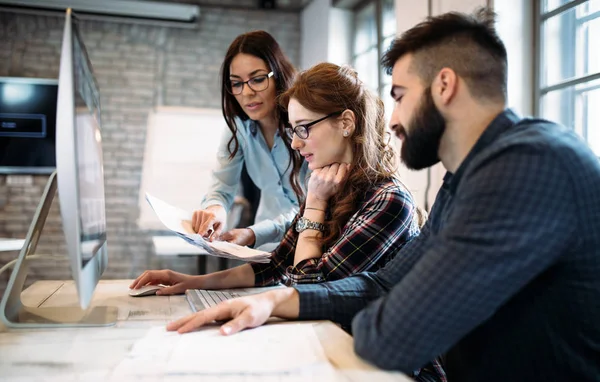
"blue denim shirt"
202,118,308,248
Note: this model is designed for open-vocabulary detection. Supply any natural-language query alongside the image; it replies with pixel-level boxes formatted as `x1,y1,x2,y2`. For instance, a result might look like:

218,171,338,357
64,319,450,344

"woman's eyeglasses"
285,111,344,140
228,72,274,95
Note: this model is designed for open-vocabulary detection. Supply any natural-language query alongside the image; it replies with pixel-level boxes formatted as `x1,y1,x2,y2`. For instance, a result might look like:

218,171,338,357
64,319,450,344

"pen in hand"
181,219,214,241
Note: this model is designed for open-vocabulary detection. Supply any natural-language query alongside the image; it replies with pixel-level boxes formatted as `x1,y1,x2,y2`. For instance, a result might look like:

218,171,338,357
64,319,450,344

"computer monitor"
0,8,117,328
56,7,108,310
0,76,58,174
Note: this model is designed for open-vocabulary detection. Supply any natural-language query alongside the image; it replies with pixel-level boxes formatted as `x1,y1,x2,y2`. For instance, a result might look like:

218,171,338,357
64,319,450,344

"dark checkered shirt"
250,178,420,286
294,109,600,382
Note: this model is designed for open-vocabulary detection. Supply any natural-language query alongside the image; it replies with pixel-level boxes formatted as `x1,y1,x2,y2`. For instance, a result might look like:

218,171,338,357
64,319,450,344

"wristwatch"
295,216,325,233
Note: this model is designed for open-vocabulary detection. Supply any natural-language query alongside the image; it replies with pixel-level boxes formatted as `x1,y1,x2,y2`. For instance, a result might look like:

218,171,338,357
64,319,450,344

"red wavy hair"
280,63,401,247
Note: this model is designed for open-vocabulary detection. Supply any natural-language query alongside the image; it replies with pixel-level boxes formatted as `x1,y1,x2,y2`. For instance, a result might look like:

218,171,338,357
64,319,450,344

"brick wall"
0,8,300,296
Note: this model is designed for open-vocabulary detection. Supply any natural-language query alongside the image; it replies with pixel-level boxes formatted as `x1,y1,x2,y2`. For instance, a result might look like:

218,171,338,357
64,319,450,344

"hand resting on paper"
166,288,300,335
129,269,206,295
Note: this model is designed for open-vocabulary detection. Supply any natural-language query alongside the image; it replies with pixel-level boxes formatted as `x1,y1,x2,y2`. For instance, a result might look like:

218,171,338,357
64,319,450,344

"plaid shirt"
295,110,600,381
250,178,420,286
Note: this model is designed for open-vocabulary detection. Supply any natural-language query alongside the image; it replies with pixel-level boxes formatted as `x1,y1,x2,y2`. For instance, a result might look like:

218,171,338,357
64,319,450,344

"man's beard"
399,87,446,170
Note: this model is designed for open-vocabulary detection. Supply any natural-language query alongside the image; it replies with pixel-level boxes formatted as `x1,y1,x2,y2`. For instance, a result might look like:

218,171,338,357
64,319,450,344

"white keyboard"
185,289,241,312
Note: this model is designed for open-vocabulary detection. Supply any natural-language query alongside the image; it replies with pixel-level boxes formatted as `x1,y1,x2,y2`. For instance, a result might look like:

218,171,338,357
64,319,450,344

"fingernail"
222,326,232,335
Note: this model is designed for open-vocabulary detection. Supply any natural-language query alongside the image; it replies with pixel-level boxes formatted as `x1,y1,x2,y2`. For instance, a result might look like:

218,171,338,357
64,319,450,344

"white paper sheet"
111,324,336,379
168,324,328,375
145,193,195,235
145,193,271,263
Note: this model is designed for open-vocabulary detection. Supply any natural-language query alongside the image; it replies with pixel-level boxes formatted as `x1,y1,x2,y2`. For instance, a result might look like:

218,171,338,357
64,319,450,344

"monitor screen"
0,77,58,173
0,9,119,324
72,21,107,267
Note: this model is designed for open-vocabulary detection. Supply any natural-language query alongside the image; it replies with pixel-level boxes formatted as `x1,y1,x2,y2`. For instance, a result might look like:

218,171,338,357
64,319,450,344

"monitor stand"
0,171,117,328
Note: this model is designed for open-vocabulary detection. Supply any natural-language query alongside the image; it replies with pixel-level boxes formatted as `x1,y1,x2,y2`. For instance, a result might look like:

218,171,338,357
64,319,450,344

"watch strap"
296,216,325,233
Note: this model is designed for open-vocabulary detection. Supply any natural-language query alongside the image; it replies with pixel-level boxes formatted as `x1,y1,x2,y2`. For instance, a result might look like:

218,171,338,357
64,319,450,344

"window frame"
351,0,396,98
535,0,600,153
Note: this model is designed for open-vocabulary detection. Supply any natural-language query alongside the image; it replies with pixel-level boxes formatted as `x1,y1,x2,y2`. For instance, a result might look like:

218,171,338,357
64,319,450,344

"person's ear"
340,109,356,137
432,68,458,106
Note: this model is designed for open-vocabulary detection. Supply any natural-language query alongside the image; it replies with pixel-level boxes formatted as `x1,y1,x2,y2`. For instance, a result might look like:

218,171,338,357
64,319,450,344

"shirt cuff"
249,219,277,248
250,262,270,286
294,284,333,321
200,199,226,211
285,259,325,284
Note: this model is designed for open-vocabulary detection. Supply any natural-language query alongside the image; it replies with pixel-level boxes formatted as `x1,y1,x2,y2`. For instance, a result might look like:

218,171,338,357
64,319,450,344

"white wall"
328,7,353,65
301,0,354,70
138,107,225,230
431,0,489,14
395,0,428,30
300,0,331,70
495,0,534,116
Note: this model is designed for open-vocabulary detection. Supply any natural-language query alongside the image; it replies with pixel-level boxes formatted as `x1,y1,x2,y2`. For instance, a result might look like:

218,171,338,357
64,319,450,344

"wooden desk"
0,280,411,381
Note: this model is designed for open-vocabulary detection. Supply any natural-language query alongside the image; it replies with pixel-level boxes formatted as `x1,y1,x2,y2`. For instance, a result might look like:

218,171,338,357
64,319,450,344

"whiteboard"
137,106,226,230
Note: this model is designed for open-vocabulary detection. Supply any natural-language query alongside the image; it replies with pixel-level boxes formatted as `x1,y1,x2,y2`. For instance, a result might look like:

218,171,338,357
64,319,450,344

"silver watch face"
296,217,307,232
296,216,323,233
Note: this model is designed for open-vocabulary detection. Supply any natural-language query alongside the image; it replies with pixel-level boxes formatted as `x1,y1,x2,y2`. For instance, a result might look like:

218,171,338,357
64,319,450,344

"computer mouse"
129,284,166,297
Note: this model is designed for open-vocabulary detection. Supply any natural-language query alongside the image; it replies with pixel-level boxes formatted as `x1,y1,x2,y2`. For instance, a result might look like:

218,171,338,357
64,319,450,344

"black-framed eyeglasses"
228,71,274,95
285,111,344,140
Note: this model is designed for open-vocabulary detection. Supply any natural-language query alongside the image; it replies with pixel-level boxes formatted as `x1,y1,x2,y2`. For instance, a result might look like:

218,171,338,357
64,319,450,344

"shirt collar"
249,120,258,137
248,120,281,139
445,108,521,192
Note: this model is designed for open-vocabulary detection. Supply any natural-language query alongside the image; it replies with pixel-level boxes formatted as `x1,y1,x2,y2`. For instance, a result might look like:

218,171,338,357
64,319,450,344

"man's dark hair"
382,8,507,102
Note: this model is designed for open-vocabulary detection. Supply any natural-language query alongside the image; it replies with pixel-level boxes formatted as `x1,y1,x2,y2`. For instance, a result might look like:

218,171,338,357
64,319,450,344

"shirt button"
278,181,282,185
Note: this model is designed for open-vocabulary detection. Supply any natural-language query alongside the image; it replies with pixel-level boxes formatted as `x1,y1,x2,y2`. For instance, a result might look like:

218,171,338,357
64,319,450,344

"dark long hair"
220,30,304,200
279,63,399,248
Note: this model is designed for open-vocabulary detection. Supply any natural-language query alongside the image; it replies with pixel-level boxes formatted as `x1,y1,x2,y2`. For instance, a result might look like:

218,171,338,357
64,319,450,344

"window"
352,0,396,108
537,0,600,155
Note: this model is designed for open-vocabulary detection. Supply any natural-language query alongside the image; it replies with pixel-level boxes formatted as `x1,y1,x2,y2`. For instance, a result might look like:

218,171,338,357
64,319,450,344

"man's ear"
340,109,356,135
432,67,458,106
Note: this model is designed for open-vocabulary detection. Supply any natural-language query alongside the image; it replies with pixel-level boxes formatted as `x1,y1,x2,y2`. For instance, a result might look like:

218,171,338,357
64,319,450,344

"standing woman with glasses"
193,31,307,250
131,62,423,295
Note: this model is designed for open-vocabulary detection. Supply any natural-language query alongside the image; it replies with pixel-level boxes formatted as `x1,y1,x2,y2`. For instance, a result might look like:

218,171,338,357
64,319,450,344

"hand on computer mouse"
130,269,204,295
129,284,165,297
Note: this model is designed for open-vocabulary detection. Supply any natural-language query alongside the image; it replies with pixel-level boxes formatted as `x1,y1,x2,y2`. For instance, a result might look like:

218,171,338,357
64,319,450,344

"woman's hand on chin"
306,163,351,206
